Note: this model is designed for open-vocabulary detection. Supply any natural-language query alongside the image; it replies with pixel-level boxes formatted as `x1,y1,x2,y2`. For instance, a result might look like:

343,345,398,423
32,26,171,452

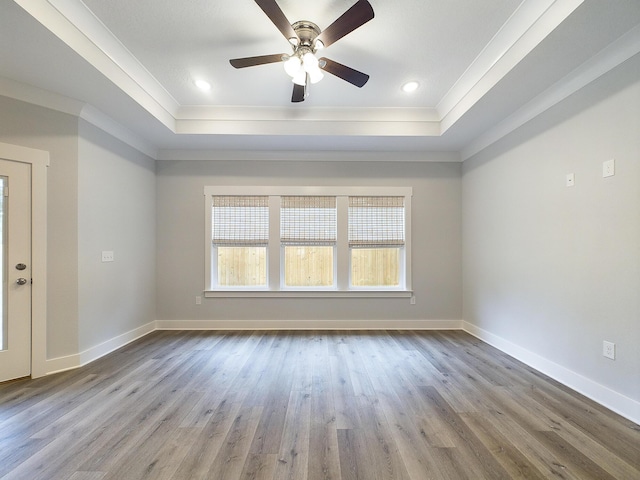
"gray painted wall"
0,96,157,362
0,96,79,359
156,160,462,325
462,55,640,402
78,120,156,353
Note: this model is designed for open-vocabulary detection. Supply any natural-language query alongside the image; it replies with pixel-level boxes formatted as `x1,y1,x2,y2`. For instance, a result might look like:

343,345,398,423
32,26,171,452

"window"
211,196,268,288
349,196,405,287
281,196,336,288
204,187,412,297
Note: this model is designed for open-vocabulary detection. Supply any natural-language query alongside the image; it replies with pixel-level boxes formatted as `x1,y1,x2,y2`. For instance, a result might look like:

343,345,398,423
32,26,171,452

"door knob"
16,278,28,285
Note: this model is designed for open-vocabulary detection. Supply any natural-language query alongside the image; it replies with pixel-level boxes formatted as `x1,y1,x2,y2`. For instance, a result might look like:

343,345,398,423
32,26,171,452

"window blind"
280,196,337,246
348,196,405,248
212,196,269,245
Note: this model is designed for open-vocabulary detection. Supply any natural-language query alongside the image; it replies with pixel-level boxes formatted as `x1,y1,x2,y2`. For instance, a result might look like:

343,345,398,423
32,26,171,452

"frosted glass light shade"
292,70,307,86
302,52,324,84
284,56,302,77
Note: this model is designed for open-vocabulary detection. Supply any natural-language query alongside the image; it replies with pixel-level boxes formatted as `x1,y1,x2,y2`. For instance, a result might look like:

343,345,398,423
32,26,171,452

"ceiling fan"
230,0,374,103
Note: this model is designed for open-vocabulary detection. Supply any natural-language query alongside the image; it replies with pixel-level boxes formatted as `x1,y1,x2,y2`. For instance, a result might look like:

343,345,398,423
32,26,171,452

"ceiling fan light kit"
230,0,374,103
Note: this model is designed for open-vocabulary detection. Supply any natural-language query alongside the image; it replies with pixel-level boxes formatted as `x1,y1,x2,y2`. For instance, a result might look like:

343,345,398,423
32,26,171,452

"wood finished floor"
1,330,639,480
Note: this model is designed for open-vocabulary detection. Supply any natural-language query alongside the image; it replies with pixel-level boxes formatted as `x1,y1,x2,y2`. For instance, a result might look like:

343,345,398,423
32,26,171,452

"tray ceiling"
1,0,639,157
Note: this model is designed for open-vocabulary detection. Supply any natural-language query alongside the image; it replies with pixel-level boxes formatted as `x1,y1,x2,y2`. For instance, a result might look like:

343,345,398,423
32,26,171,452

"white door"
0,159,31,382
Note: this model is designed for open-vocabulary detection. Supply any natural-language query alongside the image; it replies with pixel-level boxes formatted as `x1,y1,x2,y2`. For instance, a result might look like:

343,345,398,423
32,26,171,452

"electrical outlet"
410,296,416,305
195,296,202,305
101,251,114,262
603,340,615,360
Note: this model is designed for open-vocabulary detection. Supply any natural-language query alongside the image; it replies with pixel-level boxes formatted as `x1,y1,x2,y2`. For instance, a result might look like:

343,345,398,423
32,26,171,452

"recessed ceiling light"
194,79,211,92
402,81,419,93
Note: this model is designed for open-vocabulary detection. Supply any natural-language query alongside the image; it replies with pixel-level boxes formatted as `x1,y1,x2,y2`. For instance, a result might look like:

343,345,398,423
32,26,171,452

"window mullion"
269,195,281,291
404,193,412,291
336,196,349,290
205,194,213,290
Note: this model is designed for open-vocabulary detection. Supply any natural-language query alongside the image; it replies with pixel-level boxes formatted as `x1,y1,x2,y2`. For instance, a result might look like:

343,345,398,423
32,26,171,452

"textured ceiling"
81,0,520,107
1,0,639,157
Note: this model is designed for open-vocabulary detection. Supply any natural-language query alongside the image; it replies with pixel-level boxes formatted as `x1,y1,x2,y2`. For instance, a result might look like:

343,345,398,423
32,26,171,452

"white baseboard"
463,321,640,425
155,319,463,330
44,321,157,376
43,319,460,374
41,319,637,425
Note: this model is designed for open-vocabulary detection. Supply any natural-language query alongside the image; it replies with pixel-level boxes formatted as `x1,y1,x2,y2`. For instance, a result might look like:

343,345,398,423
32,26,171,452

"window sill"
204,290,413,299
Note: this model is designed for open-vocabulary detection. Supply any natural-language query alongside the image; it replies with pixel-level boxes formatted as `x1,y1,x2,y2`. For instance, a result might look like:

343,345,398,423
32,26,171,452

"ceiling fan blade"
316,0,374,48
229,53,286,68
291,83,306,103
319,58,369,87
254,0,298,42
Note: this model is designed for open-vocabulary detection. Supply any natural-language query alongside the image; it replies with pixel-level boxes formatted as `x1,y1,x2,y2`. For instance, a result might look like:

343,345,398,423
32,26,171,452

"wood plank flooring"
1,330,638,480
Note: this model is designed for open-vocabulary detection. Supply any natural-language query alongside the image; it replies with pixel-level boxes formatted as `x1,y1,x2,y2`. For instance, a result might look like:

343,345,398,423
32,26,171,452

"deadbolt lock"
16,263,27,271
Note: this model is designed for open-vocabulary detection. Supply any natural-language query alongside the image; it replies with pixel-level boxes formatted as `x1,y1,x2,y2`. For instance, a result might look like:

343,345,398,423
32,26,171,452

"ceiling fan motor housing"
291,21,322,50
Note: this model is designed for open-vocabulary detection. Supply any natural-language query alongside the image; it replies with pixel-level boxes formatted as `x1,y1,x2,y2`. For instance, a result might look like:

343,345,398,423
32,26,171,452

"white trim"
204,290,412,298
204,187,413,294
156,319,463,331
0,76,85,117
462,23,640,160
13,0,178,129
78,321,156,366
79,105,157,159
43,321,157,375
0,77,158,159
177,106,440,122
463,322,640,425
173,118,441,137
0,142,49,378
37,319,639,424
204,186,413,197
11,0,584,142
157,150,462,163
438,0,584,130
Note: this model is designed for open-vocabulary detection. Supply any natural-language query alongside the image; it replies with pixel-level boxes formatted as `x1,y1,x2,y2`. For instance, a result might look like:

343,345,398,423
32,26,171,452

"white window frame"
204,186,412,298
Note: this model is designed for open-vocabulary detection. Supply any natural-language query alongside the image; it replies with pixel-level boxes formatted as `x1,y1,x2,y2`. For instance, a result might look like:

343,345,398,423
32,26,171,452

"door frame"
0,141,48,378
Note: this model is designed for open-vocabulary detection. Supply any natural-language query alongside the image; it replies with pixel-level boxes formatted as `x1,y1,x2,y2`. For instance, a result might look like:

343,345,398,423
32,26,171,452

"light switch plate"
603,159,615,177
101,251,114,262
566,173,575,187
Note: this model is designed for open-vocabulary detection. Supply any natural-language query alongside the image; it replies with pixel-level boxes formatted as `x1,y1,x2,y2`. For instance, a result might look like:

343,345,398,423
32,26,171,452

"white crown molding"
174,118,441,137
176,105,440,122
0,76,85,117
10,0,584,140
461,23,640,160
9,0,631,155
13,0,179,130
176,106,440,122
156,149,461,162
79,104,158,158
438,0,584,133
0,77,157,158
174,105,441,136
